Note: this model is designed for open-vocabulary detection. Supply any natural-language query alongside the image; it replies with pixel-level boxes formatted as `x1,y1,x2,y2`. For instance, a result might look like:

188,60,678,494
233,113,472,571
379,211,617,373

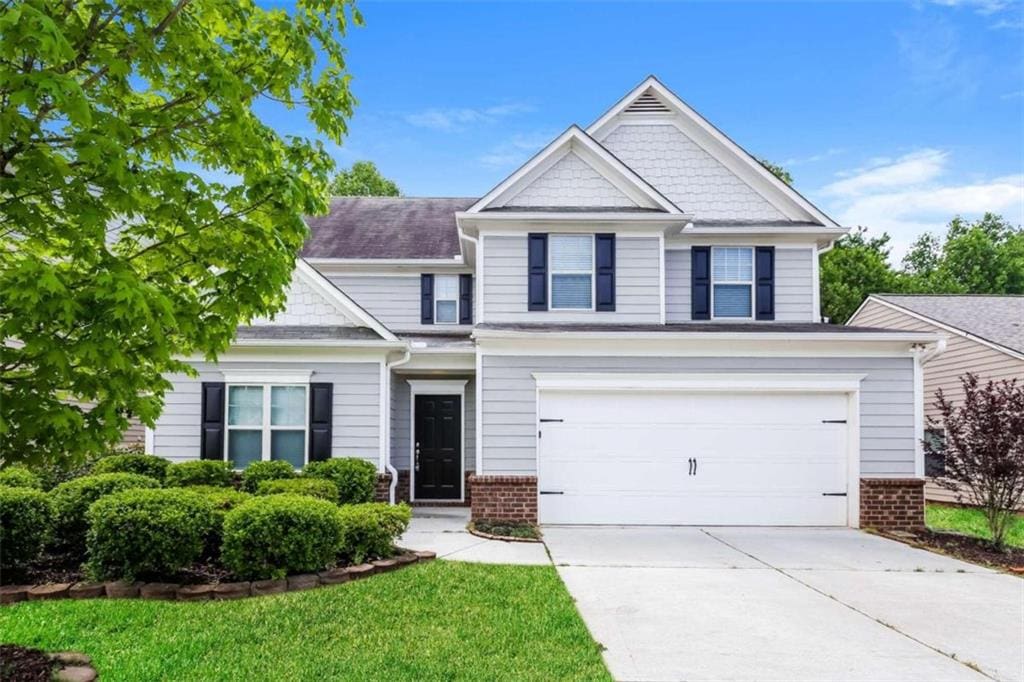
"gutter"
384,347,413,504
915,336,948,365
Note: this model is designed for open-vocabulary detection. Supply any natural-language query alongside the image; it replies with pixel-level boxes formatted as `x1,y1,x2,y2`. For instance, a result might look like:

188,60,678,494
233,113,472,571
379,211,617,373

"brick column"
468,475,537,524
374,471,410,503
860,478,925,531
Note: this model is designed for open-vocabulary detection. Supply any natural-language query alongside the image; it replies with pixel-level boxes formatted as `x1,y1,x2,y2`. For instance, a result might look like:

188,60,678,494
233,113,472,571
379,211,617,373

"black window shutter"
308,382,333,462
595,233,616,311
420,274,434,325
755,246,775,321
200,382,225,461
527,233,548,311
691,247,711,320
459,274,473,324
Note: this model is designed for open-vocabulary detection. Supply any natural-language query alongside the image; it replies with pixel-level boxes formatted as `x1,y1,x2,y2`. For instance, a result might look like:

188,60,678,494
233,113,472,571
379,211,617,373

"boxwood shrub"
256,478,338,501
165,460,232,488
0,486,51,573
86,488,215,581
303,458,377,505
221,495,344,580
336,503,412,564
184,486,253,555
49,473,161,554
92,454,170,482
0,465,42,490
241,460,296,493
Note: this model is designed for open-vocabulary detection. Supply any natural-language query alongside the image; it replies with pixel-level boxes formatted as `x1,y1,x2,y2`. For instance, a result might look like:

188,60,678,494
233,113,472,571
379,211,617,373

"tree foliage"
758,158,793,186
0,0,362,466
329,160,400,196
820,228,901,323
926,374,1024,549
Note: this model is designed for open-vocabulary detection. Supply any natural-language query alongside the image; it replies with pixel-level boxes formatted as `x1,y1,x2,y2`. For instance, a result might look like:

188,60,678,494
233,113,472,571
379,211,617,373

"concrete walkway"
545,526,1024,682
398,507,550,565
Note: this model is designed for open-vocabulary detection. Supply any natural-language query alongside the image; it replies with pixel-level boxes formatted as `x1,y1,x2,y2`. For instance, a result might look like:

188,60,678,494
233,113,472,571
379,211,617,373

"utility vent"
624,91,671,114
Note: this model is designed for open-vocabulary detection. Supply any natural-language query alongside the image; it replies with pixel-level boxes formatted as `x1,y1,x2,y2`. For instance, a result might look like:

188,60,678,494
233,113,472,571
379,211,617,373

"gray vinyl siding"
480,355,915,477
329,274,474,332
665,246,814,322
482,234,661,323
152,361,382,465
390,374,476,472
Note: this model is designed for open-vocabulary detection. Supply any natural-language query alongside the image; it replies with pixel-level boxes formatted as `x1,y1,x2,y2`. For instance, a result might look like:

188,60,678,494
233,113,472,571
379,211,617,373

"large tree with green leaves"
820,228,907,323
329,160,400,196
0,0,361,466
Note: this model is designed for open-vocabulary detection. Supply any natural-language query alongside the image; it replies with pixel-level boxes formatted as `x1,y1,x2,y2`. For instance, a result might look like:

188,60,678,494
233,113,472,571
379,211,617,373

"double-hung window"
549,234,594,310
711,247,754,319
226,381,308,469
434,274,459,324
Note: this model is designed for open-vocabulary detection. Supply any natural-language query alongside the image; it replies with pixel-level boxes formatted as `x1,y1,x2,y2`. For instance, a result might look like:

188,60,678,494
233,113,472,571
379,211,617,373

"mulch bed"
0,645,54,682
7,554,234,588
882,529,1024,573
468,520,542,543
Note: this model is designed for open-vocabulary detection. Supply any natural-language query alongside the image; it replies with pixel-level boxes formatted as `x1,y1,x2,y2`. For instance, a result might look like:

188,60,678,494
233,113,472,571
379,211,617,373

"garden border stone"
68,582,105,599
105,581,142,598
140,582,179,600
28,583,70,600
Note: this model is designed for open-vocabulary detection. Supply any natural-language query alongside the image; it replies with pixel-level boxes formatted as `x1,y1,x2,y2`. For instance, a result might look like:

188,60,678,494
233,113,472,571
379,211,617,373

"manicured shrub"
241,460,296,493
0,487,51,572
0,465,42,490
86,488,215,581
303,458,377,505
92,454,171,482
49,473,161,554
221,495,344,580
257,478,338,501
336,503,411,564
184,486,253,554
165,460,232,488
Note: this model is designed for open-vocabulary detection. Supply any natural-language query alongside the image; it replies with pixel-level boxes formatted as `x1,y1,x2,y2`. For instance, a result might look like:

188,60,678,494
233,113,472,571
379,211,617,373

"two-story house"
147,77,943,531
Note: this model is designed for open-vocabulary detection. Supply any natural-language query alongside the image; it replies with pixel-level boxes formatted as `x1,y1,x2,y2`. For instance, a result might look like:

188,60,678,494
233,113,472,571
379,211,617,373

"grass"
926,503,1024,548
0,561,610,681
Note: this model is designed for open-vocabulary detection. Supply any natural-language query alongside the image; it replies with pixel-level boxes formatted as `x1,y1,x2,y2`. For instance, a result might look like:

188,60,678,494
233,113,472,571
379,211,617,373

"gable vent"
624,91,671,114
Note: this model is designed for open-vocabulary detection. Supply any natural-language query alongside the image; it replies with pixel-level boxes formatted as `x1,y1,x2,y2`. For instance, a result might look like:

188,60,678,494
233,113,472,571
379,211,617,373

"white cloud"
780,148,845,167
895,19,979,98
404,103,534,132
821,149,948,197
930,0,1010,14
477,131,556,169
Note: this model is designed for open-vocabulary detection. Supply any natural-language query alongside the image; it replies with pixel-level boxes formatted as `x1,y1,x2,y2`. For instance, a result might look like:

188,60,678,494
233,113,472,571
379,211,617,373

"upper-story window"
434,274,459,324
550,234,594,310
226,384,307,469
711,247,754,319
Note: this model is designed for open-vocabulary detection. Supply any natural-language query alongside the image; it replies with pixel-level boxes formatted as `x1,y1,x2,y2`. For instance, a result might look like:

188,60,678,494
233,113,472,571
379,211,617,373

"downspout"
385,347,412,504
917,336,947,365
910,336,947,479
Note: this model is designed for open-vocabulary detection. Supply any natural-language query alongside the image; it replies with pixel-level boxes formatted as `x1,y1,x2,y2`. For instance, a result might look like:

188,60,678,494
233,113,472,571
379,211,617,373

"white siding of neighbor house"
481,234,661,323
328,274,474,333
504,151,636,208
152,361,382,465
390,374,476,472
479,355,916,477
664,247,815,322
250,275,357,327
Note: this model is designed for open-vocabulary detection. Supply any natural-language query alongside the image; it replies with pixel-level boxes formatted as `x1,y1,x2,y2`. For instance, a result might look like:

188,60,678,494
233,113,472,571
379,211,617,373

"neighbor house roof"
872,295,1024,354
302,197,476,260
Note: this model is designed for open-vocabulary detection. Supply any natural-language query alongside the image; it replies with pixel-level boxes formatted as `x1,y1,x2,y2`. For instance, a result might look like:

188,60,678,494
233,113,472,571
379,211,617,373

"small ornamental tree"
926,373,1024,549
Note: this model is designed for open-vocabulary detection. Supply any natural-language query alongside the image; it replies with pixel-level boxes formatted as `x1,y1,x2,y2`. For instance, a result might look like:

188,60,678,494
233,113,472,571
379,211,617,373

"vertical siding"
328,274,474,333
481,234,661,323
480,355,915,477
152,361,382,465
390,374,476,472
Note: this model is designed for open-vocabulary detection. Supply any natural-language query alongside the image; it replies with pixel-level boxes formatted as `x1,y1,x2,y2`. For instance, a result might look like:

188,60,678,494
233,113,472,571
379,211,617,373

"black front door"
414,395,461,500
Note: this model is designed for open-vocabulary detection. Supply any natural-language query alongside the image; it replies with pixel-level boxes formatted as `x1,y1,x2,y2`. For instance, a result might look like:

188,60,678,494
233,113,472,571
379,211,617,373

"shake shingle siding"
479,355,915,476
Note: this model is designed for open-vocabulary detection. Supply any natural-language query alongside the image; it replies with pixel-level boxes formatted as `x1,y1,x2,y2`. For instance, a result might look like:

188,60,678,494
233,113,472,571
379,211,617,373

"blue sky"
267,0,1024,261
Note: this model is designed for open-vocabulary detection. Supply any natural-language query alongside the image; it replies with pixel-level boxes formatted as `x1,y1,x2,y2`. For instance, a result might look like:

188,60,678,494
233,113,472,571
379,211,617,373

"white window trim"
433,274,460,326
549,233,596,311
407,379,467,503
710,246,755,320
223,372,311,469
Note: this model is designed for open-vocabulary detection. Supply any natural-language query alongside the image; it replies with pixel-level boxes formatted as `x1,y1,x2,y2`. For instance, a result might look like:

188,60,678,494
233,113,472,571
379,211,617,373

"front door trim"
408,379,467,502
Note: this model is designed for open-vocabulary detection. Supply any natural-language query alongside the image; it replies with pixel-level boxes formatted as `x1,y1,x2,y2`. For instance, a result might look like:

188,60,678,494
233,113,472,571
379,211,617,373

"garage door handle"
539,490,564,495
822,492,847,497
539,418,564,423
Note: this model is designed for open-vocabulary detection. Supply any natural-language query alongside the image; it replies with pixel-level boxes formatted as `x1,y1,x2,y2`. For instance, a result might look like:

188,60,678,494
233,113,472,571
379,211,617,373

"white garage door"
537,389,850,526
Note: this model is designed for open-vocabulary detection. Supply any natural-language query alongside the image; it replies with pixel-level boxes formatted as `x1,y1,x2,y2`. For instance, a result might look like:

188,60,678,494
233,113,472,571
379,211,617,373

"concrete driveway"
545,526,1023,682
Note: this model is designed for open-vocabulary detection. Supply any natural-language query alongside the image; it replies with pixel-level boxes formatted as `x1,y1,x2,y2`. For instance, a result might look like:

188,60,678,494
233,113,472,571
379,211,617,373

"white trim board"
294,259,399,342
407,379,468,503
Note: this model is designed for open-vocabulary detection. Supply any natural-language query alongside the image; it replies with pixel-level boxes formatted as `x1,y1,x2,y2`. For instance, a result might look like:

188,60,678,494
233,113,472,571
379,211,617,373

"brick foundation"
468,475,538,523
375,471,410,504
860,478,925,531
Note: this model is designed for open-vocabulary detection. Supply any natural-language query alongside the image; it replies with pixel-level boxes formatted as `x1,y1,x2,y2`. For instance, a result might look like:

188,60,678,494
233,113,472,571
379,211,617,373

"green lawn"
926,503,1024,548
0,561,610,681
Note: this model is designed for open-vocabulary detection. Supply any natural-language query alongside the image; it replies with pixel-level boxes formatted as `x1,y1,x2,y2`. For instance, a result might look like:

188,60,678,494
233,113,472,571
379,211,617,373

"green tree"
1,0,362,466
820,228,905,323
759,158,793,186
329,160,400,196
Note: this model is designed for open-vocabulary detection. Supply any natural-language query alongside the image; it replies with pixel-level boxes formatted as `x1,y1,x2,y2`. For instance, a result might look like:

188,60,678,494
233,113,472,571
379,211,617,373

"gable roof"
302,197,475,260
467,125,682,214
290,260,398,342
868,294,1024,356
587,76,839,228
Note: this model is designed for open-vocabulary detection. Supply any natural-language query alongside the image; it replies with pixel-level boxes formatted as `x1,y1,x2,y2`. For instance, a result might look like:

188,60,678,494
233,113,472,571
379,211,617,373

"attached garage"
535,374,861,526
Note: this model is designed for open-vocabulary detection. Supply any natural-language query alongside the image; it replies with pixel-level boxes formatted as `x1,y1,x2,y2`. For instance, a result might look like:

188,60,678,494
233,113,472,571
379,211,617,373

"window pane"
271,430,305,469
434,274,459,300
435,300,457,323
551,274,593,309
228,430,262,469
713,284,752,318
550,235,593,271
712,247,753,281
228,386,263,426
271,386,305,426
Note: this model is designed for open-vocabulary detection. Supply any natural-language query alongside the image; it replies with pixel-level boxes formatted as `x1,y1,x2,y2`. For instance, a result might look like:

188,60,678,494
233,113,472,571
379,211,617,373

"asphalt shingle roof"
875,295,1024,354
236,326,382,340
474,322,922,335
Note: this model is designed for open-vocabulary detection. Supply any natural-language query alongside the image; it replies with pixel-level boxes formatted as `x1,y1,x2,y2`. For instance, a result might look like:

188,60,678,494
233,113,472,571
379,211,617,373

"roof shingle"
875,295,1024,354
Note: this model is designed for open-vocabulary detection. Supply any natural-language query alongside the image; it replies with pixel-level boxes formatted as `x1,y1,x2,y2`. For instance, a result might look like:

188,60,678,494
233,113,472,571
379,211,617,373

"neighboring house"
848,294,1024,505
147,76,942,531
